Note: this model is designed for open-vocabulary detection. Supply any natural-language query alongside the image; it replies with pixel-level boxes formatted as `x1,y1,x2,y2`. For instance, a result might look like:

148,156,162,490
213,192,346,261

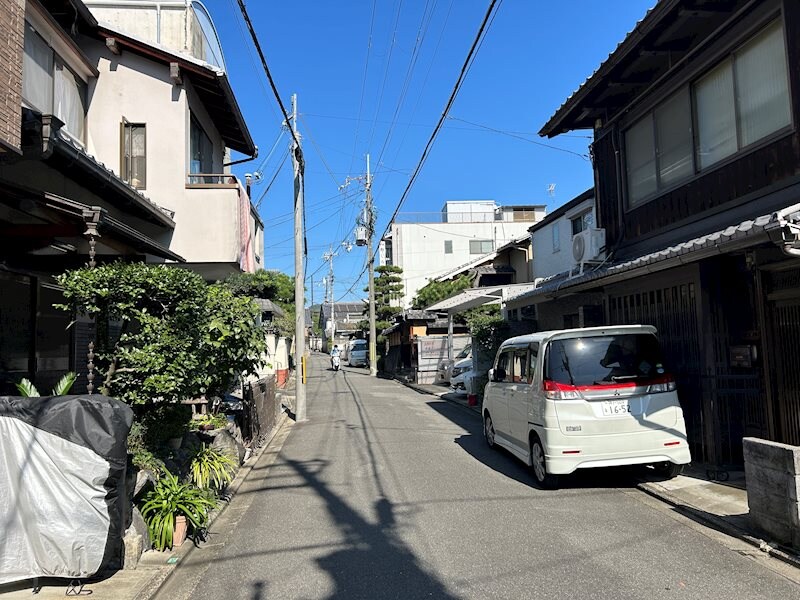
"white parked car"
449,356,473,393
437,344,471,384
482,325,691,488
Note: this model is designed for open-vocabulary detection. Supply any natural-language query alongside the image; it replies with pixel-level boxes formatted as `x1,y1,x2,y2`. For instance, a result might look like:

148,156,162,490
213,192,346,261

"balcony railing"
186,173,240,188
393,209,541,224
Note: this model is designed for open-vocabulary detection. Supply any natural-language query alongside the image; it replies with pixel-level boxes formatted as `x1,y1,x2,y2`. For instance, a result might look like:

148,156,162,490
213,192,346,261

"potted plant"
140,473,217,550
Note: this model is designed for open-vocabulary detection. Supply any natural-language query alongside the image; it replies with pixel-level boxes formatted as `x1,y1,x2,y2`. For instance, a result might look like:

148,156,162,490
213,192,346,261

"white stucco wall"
531,198,595,279
390,220,537,307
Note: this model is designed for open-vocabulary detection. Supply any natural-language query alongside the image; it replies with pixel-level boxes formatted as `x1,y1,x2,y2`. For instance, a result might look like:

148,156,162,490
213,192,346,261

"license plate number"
602,400,630,416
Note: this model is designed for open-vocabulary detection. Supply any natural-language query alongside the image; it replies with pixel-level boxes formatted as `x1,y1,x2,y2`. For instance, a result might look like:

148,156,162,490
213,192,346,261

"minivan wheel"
653,462,683,479
484,414,496,449
530,438,559,489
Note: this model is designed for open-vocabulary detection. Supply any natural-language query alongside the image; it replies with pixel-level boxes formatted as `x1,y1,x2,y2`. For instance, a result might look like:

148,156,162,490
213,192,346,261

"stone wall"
743,437,800,548
0,0,23,152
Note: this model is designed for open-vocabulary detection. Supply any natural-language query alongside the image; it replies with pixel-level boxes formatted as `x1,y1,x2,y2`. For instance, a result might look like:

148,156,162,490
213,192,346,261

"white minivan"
482,325,691,488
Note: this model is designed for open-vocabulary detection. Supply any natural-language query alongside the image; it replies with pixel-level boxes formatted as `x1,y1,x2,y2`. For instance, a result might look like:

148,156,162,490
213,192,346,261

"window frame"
444,240,453,254
120,120,147,189
621,16,793,212
552,224,560,253
469,239,494,255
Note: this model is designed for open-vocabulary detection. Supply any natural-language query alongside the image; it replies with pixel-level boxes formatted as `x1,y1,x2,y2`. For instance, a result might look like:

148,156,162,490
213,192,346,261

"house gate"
765,266,800,446
607,276,706,463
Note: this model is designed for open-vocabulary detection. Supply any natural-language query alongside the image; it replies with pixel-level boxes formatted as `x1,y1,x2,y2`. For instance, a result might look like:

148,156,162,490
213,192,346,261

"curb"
396,379,481,415
636,481,800,570
134,410,292,600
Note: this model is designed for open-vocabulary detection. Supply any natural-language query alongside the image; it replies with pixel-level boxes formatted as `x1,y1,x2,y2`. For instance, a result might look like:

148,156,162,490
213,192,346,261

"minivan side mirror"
488,368,494,382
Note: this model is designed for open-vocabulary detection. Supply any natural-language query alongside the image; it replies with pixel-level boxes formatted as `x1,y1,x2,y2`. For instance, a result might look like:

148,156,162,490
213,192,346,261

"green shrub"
189,444,236,491
188,413,228,431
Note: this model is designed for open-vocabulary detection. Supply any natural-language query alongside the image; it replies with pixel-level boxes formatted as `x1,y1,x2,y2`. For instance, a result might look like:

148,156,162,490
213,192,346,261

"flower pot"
173,515,188,547
167,436,183,450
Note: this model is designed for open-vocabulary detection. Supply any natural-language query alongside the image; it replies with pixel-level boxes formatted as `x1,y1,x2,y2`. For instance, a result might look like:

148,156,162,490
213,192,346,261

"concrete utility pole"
291,93,307,422
366,155,377,377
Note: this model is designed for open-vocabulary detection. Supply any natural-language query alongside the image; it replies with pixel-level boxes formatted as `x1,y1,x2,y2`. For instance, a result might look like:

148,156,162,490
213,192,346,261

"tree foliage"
57,263,266,404
412,275,473,310
361,265,404,336
222,269,295,336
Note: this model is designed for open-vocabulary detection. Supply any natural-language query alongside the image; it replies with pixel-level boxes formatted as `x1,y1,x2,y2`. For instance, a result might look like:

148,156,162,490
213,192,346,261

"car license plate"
601,400,630,416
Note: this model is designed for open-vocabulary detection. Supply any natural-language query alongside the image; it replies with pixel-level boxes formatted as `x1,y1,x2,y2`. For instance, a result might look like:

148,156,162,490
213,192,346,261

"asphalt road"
161,353,800,600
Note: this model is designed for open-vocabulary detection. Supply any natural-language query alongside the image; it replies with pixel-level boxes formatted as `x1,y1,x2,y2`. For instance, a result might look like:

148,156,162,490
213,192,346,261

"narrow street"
159,353,800,600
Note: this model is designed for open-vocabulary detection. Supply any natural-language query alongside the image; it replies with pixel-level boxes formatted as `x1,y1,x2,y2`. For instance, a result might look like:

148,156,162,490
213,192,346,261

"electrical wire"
336,0,503,302
254,149,290,209
348,0,378,176
447,116,590,160
366,0,404,152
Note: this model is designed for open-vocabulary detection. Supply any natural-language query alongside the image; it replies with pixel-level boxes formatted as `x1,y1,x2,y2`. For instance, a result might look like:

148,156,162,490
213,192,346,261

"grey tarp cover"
0,395,133,585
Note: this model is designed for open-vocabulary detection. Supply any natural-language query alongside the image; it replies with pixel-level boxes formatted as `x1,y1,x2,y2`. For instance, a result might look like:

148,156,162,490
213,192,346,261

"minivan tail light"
543,380,582,400
646,375,677,394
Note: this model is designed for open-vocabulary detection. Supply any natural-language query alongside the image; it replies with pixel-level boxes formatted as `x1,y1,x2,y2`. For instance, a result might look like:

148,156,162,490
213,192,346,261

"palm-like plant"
16,372,77,397
190,444,236,490
140,472,218,550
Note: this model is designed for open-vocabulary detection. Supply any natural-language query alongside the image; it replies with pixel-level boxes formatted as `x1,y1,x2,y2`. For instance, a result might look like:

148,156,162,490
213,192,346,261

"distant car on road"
449,355,473,394
437,344,471,385
348,339,369,367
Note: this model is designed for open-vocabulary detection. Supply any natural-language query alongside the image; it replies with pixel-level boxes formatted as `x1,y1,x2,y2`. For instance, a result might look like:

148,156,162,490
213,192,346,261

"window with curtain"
571,211,593,236
22,23,53,113
734,20,791,147
624,18,791,206
190,116,214,174
54,63,86,142
122,122,146,188
695,19,790,169
552,224,560,253
22,22,87,143
625,116,658,205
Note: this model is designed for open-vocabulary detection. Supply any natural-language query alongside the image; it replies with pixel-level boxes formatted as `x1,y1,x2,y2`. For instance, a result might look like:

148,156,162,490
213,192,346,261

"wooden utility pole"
366,154,377,377
291,93,307,421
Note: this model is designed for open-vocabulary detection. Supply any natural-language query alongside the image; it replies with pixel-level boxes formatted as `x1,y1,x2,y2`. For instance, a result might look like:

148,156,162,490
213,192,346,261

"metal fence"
241,375,280,448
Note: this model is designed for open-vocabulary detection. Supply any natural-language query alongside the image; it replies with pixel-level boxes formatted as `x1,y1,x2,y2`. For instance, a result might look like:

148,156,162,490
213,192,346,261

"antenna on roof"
547,183,556,197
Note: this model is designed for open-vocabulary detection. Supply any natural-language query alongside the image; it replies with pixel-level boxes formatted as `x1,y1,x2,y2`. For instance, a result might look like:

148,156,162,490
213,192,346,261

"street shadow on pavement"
287,457,461,600
425,398,648,492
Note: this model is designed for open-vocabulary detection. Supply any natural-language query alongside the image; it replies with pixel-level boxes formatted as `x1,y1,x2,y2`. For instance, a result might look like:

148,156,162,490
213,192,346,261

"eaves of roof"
512,204,800,304
539,0,680,137
96,24,256,156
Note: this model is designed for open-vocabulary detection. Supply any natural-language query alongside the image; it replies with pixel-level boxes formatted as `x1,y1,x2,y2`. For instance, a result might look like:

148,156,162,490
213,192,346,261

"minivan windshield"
545,334,667,386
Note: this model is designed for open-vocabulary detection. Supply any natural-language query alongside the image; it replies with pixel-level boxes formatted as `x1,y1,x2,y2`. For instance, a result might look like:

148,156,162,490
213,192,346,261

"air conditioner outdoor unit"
571,228,606,275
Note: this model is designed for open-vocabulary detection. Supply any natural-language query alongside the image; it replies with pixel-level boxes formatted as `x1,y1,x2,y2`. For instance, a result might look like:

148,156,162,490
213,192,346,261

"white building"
528,188,597,280
380,200,546,307
81,0,263,280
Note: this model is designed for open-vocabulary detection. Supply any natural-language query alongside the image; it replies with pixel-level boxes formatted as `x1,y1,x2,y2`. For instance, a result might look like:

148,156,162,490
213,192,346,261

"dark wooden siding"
593,3,800,254
591,129,620,245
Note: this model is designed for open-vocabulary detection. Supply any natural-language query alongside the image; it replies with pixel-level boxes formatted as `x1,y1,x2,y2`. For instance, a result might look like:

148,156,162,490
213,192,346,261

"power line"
235,0,302,158
348,0,378,176
254,149,290,209
336,0,504,302
378,0,504,243
366,0,404,152
447,116,590,160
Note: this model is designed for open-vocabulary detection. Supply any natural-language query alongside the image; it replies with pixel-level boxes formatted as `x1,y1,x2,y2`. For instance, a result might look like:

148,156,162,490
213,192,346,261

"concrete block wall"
0,0,24,151
742,437,800,549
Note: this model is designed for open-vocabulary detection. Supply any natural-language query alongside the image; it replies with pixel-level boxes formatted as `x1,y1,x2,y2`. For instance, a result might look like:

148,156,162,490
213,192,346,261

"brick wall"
0,0,24,152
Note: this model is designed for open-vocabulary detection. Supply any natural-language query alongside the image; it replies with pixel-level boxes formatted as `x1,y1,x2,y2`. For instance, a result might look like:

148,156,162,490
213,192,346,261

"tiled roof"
508,204,800,303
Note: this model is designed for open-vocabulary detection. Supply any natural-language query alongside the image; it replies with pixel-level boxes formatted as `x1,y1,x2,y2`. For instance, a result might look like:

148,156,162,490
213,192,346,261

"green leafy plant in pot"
140,472,217,550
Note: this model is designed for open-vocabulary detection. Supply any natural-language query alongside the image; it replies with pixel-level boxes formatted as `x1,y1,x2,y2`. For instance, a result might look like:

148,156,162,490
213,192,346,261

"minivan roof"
500,325,657,349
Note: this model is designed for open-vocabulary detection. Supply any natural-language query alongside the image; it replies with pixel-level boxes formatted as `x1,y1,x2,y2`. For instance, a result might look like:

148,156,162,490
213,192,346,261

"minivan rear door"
543,334,680,436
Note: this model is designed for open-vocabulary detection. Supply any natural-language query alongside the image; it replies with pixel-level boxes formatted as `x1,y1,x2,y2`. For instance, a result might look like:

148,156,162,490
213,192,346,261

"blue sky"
206,0,655,303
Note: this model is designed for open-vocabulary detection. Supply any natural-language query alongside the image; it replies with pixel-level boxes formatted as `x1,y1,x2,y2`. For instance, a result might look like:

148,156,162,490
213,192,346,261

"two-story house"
0,0,261,394
523,0,800,468
380,200,546,307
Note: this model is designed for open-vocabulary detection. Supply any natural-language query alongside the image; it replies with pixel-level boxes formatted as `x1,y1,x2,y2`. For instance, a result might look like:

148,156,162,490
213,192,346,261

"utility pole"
366,155,377,377
323,247,336,350
291,93,307,422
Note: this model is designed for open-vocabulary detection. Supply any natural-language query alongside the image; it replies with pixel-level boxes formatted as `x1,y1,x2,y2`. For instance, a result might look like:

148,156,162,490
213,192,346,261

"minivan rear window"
544,334,667,387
